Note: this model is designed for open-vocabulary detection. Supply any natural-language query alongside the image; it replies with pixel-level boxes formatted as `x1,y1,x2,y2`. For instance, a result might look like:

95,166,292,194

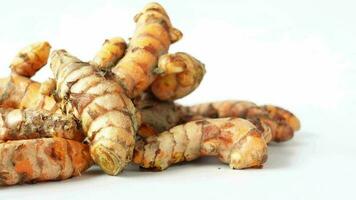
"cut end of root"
91,145,124,176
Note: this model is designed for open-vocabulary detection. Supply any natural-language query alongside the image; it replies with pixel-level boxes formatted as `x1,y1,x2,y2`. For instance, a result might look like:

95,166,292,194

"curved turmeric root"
10,41,51,77
0,138,92,186
182,101,300,142
0,108,84,142
182,101,257,119
0,74,58,111
1,41,57,111
135,99,297,143
133,118,267,170
244,107,294,142
91,37,127,70
151,52,206,100
111,2,182,98
50,50,139,175
260,105,301,131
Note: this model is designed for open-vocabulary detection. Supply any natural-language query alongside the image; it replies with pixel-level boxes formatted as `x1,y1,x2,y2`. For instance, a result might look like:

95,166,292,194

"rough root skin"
134,93,182,138
261,105,301,131
135,100,299,143
181,101,300,142
0,74,58,112
1,41,56,111
10,41,51,77
133,118,267,170
0,108,84,142
0,74,33,108
151,52,206,100
91,37,127,70
111,2,182,98
134,97,273,143
244,107,293,142
0,138,92,186
50,50,138,175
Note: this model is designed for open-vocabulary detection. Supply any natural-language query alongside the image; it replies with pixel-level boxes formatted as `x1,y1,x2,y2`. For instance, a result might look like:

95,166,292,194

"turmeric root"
0,74,58,112
111,2,182,98
50,50,139,175
0,108,84,142
91,37,127,70
134,94,272,144
91,42,205,101
133,118,267,170
0,75,179,142
243,106,295,142
135,99,299,143
181,101,300,142
260,105,301,131
134,93,182,138
10,41,51,77
0,74,34,108
1,41,57,111
151,52,206,100
0,138,92,186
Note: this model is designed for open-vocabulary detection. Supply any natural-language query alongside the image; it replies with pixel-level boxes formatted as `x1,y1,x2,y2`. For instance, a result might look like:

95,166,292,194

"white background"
0,0,355,199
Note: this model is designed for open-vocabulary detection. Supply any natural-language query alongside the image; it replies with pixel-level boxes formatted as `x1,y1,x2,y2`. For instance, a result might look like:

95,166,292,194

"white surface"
0,0,355,199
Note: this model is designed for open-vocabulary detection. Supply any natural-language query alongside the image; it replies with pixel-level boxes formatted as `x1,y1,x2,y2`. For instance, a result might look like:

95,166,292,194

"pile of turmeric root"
0,2,300,186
